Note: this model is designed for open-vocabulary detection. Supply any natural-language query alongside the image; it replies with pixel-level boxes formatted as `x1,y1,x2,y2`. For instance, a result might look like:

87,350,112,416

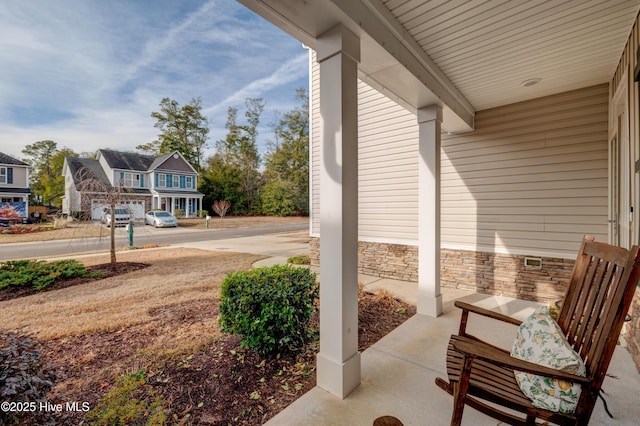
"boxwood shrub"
219,264,318,355
0,259,92,291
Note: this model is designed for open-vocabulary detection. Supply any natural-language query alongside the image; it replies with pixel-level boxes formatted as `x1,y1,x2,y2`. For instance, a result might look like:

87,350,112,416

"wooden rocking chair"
435,236,640,425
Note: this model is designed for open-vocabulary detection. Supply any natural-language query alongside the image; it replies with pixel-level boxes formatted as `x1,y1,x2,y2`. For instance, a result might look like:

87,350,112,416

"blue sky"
0,0,309,161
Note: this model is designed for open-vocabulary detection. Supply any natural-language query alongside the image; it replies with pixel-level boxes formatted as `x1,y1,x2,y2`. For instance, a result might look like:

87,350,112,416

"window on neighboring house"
0,167,5,184
173,175,180,188
158,174,166,187
185,176,193,189
121,172,141,188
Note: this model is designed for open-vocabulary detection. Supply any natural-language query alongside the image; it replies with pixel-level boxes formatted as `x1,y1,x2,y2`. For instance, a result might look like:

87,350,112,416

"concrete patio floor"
266,283,640,426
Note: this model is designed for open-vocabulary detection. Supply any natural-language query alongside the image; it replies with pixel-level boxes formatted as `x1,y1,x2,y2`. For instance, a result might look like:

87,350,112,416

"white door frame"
609,73,632,248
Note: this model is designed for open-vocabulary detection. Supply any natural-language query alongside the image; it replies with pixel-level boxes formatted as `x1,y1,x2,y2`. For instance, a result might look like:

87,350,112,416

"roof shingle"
99,150,155,171
0,152,30,167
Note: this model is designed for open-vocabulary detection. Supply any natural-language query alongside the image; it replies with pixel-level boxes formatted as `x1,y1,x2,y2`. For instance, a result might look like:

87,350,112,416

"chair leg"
450,355,473,426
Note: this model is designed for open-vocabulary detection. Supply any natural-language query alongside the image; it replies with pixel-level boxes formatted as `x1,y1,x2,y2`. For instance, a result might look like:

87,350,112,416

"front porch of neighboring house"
151,192,203,218
237,0,640,405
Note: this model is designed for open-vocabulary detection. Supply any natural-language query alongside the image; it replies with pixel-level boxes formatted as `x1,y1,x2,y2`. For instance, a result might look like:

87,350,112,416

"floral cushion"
510,306,586,414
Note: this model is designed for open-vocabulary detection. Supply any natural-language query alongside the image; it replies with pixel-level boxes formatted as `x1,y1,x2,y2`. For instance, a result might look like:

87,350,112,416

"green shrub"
173,208,185,217
219,265,318,355
0,259,92,291
86,371,166,425
0,330,55,425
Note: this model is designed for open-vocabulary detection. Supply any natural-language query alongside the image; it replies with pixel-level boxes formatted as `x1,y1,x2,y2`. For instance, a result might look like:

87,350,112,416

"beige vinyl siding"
0,166,28,187
358,81,419,241
311,51,320,235
442,84,609,255
310,50,419,240
311,58,608,256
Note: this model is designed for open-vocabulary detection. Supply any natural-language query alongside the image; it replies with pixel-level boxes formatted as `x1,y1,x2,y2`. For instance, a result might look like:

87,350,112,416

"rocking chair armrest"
455,301,523,326
452,338,591,385
455,301,522,335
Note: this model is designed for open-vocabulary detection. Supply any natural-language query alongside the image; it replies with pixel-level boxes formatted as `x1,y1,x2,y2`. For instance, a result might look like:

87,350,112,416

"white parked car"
145,210,178,228
101,207,132,227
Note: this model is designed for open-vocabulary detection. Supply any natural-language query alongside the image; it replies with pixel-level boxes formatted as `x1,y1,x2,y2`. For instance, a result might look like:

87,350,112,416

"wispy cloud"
119,0,221,84
0,0,308,159
204,52,309,117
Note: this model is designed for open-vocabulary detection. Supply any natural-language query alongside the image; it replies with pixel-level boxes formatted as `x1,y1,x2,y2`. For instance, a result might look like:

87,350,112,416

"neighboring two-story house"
0,152,31,221
62,149,203,220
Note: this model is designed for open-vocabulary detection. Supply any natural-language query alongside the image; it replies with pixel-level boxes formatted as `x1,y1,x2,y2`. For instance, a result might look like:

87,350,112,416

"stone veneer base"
310,237,640,371
626,291,640,373
311,237,573,303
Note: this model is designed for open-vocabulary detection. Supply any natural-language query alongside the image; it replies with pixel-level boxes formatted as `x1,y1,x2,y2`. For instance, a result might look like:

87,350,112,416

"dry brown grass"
1,248,265,339
178,215,308,229
374,288,397,302
0,216,308,243
0,221,107,243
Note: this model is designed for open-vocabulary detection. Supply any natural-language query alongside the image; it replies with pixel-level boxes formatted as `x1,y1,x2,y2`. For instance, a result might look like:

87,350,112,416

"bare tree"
75,168,134,267
212,200,231,220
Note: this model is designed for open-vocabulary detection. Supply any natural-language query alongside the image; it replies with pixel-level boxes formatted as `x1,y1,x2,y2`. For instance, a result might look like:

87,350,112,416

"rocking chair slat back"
557,237,637,376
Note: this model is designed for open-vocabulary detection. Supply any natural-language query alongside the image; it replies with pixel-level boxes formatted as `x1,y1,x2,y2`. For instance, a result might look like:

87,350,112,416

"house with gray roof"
62,149,203,220
0,152,31,221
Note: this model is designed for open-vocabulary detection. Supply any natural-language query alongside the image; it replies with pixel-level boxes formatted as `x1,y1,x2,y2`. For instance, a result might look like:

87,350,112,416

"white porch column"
417,105,443,317
316,24,361,399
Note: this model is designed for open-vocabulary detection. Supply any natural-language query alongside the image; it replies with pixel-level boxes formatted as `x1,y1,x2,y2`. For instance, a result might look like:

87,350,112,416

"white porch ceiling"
383,0,640,111
239,0,640,131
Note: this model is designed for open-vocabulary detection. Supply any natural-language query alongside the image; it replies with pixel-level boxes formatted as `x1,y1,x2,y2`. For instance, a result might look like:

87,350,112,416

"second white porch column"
316,24,361,399
417,105,443,317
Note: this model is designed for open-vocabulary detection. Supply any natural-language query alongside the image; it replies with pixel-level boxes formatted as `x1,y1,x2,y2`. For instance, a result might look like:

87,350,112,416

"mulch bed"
4,266,416,425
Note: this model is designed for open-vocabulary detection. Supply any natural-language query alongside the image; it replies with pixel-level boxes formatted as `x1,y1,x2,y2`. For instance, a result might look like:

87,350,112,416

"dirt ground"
1,246,415,425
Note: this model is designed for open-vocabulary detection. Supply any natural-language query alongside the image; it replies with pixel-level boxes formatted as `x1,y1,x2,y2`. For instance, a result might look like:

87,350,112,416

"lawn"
1,247,415,425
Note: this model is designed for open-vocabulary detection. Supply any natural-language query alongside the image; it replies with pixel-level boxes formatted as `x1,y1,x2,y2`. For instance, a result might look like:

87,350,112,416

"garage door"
121,200,145,219
91,200,145,220
91,200,107,220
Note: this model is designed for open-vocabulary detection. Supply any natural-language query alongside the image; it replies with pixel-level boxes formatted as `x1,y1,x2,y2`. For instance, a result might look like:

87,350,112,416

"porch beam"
238,0,474,133
316,23,361,399
328,0,474,132
417,105,443,317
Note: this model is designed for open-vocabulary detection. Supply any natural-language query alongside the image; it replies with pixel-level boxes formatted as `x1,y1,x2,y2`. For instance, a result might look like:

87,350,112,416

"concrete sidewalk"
177,229,310,264
178,230,640,425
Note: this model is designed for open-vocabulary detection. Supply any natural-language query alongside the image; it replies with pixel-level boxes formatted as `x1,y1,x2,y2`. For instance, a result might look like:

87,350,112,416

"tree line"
21,88,309,217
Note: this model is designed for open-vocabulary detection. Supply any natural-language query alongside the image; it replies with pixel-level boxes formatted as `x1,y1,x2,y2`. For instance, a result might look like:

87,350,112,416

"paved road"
0,222,308,261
